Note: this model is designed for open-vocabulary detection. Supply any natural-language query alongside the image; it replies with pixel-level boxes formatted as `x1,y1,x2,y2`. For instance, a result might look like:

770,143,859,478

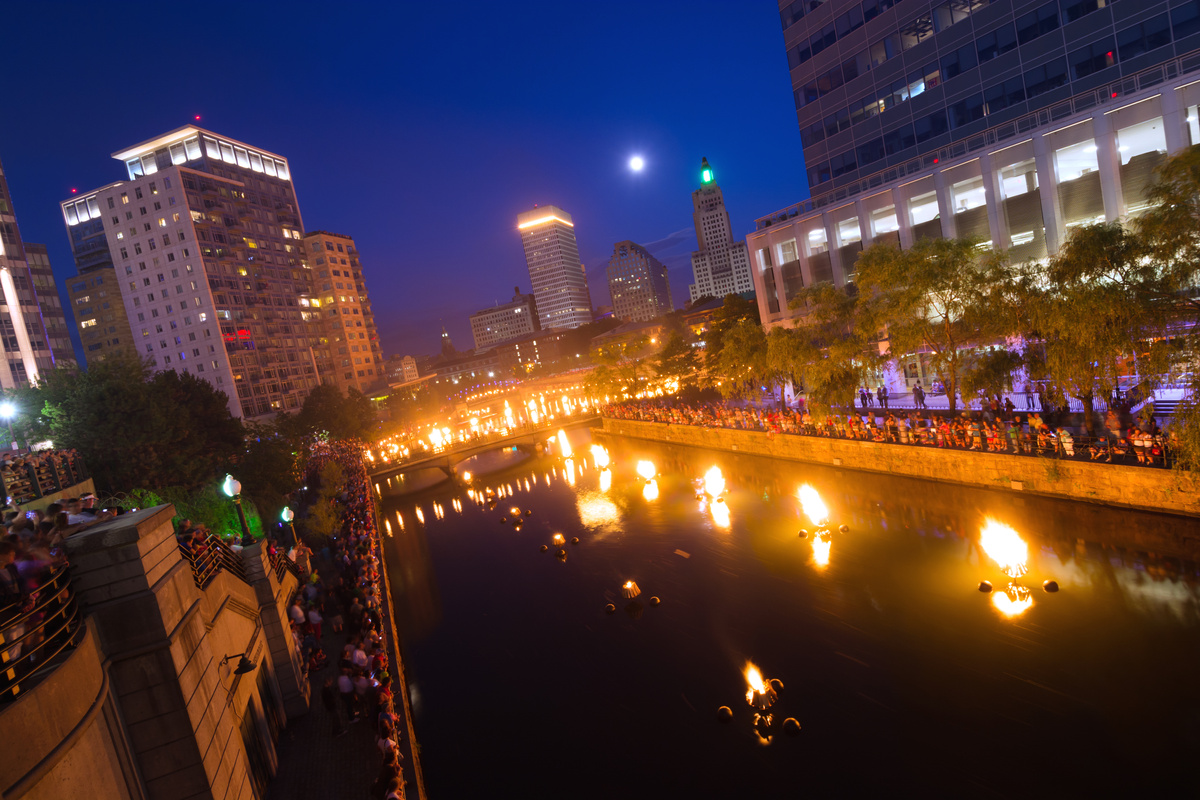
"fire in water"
744,661,769,705
590,444,610,469
992,583,1033,617
636,460,656,480
643,480,659,501
980,519,1028,578
557,429,572,458
703,466,725,498
797,484,829,527
710,497,731,529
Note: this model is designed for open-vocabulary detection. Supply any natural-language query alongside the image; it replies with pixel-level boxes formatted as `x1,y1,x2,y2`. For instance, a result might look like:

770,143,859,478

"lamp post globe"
0,401,16,451
222,474,252,543
280,506,297,547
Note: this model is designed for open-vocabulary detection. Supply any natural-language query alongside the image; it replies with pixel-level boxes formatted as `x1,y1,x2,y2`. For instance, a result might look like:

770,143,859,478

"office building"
0,159,74,385
300,231,383,394
63,125,332,419
517,205,593,330
607,241,673,322
753,0,1200,341
688,158,754,302
470,285,540,350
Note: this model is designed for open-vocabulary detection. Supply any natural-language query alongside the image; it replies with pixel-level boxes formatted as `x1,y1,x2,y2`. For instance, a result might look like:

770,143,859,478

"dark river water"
378,426,1200,798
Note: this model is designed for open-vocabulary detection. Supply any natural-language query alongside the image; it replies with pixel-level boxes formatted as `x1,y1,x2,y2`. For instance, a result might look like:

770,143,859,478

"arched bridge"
369,418,599,481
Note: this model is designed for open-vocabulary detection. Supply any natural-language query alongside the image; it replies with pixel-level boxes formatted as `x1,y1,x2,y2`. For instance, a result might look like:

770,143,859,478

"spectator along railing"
604,403,1175,469
177,533,249,589
0,563,84,701
0,450,90,506
267,546,300,582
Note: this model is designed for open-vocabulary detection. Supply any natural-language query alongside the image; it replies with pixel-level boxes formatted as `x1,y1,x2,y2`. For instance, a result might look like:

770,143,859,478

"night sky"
5,1,807,362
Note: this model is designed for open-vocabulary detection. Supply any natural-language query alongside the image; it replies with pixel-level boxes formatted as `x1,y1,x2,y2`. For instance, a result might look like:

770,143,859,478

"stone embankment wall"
601,418,1200,518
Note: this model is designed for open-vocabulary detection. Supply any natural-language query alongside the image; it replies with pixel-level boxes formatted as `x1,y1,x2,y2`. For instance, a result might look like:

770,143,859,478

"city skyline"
0,1,805,364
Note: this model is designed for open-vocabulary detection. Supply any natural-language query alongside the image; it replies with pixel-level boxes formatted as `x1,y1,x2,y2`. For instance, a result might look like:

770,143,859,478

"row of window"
806,3,1200,187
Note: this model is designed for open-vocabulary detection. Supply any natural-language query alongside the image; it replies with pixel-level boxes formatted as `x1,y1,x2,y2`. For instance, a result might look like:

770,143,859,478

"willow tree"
1136,144,1200,327
1015,222,1170,433
712,318,785,404
772,280,883,412
855,237,1013,413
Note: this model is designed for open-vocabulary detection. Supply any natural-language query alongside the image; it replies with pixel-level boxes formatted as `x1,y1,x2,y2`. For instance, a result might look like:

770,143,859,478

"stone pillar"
979,150,1007,249
241,544,309,718
1161,86,1190,155
1032,132,1062,254
65,505,254,800
934,168,957,239
1092,110,1125,220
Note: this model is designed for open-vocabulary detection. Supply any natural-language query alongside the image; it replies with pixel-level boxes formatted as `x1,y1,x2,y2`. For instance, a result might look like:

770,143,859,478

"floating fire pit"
622,580,641,600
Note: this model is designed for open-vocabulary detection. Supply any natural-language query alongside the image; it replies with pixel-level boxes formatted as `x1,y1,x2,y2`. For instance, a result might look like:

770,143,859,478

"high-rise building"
0,159,75,386
607,241,673,322
62,125,327,419
300,231,383,394
754,0,1200,334
517,205,593,330
688,158,753,302
469,285,540,350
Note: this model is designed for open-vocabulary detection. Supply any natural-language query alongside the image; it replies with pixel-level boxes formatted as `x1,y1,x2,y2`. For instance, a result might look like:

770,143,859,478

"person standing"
321,676,345,736
914,382,926,410
879,385,889,410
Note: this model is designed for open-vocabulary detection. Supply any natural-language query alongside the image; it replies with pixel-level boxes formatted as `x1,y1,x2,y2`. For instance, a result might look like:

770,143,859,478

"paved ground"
267,557,416,800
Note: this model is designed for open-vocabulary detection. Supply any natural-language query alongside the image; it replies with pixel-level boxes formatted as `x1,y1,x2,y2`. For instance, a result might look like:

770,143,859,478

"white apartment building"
469,286,539,349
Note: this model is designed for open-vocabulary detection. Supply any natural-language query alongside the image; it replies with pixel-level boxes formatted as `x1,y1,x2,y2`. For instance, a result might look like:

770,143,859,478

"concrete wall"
0,504,311,800
601,418,1200,518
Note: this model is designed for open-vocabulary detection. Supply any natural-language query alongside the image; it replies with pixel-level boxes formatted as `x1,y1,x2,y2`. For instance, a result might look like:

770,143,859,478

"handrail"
267,547,300,582
0,451,90,506
176,533,251,589
0,563,84,701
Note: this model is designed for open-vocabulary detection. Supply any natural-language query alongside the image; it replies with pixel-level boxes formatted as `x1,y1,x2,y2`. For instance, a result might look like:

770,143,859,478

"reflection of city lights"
710,498,731,528
643,479,659,501
599,469,612,492
811,534,831,567
637,460,656,480
564,458,576,487
415,507,425,523
704,466,725,498
797,484,829,527
991,583,1033,617
981,519,1028,578
590,444,610,469
557,429,572,457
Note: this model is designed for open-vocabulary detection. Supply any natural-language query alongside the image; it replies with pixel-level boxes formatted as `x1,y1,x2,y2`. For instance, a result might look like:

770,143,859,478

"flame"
510,506,521,515
384,519,392,536
703,466,725,498
991,583,1033,617
744,661,766,700
624,580,635,590
980,519,1028,578
811,534,831,568
591,445,611,469
552,533,565,546
599,469,612,492
557,430,572,458
462,471,472,482
636,460,656,480
415,507,425,524
564,458,576,487
643,480,659,501
710,498,731,529
797,485,829,527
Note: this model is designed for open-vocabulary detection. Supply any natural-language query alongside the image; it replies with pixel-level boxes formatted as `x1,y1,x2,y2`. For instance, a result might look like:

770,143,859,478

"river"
378,425,1200,797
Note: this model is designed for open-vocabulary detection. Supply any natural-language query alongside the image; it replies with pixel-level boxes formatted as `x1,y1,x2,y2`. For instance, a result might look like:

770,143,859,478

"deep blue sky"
5,1,807,361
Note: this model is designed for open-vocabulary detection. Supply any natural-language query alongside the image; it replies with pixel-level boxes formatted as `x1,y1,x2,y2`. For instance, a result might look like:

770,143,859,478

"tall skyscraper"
0,159,75,386
469,285,539,350
62,125,329,419
687,158,753,303
517,205,593,330
300,231,383,394
753,0,1200,330
607,241,673,322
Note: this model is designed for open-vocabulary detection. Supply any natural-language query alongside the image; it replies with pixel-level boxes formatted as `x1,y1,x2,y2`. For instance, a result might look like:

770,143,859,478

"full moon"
629,155,645,172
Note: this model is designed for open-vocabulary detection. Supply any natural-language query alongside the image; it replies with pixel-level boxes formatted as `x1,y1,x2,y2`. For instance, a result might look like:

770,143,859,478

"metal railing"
756,49,1200,230
0,563,84,701
0,451,90,506
267,547,300,582
177,533,249,589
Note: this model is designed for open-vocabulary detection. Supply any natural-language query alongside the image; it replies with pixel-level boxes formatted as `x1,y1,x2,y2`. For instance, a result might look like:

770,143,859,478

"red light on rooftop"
70,188,77,194
194,115,202,121
933,158,939,164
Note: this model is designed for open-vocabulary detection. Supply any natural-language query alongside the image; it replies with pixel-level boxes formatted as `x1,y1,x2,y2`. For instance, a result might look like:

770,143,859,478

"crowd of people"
296,439,409,800
0,494,109,692
604,398,1174,467
0,449,89,506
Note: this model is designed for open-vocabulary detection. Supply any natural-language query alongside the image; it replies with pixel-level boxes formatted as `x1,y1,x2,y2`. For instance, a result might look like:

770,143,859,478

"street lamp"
222,474,252,543
280,507,297,547
0,401,15,451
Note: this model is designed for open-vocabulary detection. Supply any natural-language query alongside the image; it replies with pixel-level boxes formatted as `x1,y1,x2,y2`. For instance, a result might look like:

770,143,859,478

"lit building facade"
469,286,540,350
688,158,754,302
607,241,673,322
517,205,593,330
300,231,383,394
63,126,330,419
754,0,1200,348
0,160,74,385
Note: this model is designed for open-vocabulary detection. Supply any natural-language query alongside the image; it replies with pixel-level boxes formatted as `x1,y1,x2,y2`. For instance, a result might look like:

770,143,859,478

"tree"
237,422,299,528
704,294,760,372
17,353,243,494
1014,222,1171,433
1135,144,1200,328
775,281,884,412
654,332,699,389
289,384,378,442
712,318,783,403
856,238,1013,413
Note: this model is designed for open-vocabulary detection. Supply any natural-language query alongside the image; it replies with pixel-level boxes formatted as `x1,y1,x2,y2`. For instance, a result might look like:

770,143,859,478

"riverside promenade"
599,417,1200,518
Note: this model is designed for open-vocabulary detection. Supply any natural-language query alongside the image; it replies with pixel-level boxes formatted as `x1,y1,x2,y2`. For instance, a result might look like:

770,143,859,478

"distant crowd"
604,397,1173,467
